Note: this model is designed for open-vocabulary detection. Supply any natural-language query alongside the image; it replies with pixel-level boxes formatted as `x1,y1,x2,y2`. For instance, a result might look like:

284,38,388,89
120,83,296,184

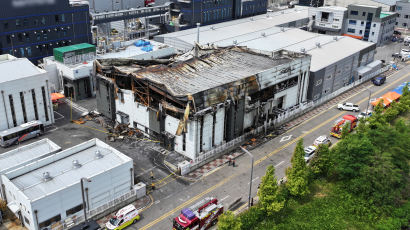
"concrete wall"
0,73,54,131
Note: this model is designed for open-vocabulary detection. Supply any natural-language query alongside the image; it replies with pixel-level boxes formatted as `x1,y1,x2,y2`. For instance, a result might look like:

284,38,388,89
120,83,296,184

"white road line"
248,176,259,185
220,195,230,202
154,200,161,205
275,161,285,167
280,135,292,142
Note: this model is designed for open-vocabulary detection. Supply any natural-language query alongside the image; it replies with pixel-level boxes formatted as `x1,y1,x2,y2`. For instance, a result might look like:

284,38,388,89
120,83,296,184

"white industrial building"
308,6,348,35
154,16,378,101
0,138,61,200
1,138,134,230
0,55,54,131
95,47,311,160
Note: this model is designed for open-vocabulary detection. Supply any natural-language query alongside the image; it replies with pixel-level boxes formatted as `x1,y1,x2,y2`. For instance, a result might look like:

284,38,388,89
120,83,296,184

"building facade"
344,5,397,45
298,0,324,7
1,138,134,230
308,6,348,35
0,55,54,131
95,47,311,160
395,0,410,31
168,0,267,30
0,0,92,64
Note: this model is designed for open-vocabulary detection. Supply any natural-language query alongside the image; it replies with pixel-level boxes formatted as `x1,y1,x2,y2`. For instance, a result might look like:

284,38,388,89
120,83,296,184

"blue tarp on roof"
393,82,409,95
134,40,151,47
141,45,153,52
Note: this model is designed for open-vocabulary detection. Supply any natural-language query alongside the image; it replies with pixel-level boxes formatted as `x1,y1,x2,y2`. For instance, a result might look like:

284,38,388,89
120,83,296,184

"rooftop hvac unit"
333,36,338,41
261,32,266,37
300,48,306,53
95,150,104,159
72,159,82,169
233,40,238,45
42,172,52,182
281,27,285,32
316,42,321,48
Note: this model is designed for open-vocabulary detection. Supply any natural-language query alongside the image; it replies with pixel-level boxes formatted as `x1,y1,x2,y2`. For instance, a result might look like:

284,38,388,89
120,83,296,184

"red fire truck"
145,0,155,6
330,114,358,138
173,197,224,230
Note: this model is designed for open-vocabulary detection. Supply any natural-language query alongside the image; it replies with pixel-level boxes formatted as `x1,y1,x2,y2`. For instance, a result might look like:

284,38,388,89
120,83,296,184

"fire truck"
173,197,224,230
330,114,358,138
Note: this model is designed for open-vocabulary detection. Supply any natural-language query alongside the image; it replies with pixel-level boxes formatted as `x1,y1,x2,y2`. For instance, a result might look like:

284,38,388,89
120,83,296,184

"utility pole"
240,147,254,209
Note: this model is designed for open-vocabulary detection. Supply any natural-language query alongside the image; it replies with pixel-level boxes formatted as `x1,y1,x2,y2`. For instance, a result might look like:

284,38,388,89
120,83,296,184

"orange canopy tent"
51,93,65,103
371,91,401,107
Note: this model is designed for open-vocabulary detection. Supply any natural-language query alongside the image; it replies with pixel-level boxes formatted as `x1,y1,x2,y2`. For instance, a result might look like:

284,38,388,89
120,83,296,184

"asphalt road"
133,64,410,230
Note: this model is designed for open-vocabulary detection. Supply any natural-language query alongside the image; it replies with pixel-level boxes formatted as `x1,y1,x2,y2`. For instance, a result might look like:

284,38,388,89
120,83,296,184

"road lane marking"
280,135,292,142
140,71,410,229
275,161,285,167
247,177,260,185
220,195,230,202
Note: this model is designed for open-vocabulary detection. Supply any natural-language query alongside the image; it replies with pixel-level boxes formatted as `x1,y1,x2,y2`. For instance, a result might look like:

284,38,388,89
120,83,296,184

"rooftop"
8,139,132,201
0,56,46,84
380,12,395,18
97,47,302,97
54,43,95,54
0,139,61,175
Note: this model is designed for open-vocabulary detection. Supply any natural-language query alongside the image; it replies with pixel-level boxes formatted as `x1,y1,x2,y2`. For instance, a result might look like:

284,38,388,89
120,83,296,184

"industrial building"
0,138,61,200
95,46,311,160
1,138,134,230
344,4,397,45
0,0,92,64
0,55,54,131
308,6,348,35
154,10,378,101
168,0,268,31
395,0,410,30
43,40,176,101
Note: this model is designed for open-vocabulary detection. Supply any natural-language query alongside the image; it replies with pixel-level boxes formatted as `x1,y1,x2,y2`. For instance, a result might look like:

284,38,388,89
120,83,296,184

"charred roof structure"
95,46,311,161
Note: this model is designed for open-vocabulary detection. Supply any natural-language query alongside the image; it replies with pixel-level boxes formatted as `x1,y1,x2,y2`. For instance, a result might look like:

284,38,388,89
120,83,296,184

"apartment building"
308,6,348,35
395,0,410,31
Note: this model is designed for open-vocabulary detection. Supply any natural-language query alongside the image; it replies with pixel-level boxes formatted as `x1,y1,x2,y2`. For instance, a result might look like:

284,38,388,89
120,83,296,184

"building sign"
12,0,56,8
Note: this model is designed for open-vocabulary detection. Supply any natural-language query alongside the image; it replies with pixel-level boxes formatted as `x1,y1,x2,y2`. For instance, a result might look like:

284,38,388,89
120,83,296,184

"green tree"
218,211,241,230
340,122,351,139
286,139,310,197
258,165,286,215
310,144,332,178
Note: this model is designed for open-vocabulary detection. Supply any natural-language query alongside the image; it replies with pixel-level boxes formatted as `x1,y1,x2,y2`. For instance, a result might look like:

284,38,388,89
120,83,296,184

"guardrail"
92,5,169,25
189,65,390,169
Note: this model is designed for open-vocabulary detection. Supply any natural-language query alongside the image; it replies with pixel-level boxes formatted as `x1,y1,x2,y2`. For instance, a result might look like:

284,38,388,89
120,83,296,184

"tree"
218,211,241,230
286,139,310,197
258,165,286,215
310,144,332,178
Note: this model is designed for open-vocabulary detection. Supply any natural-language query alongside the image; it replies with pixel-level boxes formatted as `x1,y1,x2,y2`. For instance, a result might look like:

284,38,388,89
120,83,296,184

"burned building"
95,46,310,160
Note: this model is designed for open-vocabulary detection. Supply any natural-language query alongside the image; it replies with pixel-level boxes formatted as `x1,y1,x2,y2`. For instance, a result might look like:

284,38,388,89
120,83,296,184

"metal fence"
191,66,389,168
51,189,136,230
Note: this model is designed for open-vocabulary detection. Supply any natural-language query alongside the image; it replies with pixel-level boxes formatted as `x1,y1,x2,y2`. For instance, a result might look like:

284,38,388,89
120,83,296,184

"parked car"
372,76,386,86
337,102,360,112
404,36,410,43
313,135,332,147
358,110,372,119
304,146,317,162
392,53,402,58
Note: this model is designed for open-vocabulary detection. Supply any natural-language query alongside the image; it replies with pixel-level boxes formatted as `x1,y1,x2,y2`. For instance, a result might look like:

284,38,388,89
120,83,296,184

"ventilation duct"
300,48,306,53
72,159,82,169
316,42,321,48
261,32,266,37
42,172,52,182
233,40,238,45
95,150,104,159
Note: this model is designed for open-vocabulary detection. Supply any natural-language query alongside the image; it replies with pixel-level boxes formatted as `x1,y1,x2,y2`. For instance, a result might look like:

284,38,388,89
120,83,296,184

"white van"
105,205,140,230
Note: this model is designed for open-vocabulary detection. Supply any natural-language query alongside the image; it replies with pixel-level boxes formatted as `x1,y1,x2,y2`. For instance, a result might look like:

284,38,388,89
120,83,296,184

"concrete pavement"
132,64,410,230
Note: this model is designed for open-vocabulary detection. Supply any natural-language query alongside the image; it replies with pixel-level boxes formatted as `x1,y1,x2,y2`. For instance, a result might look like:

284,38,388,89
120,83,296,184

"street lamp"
365,88,372,119
240,147,254,209
80,178,92,222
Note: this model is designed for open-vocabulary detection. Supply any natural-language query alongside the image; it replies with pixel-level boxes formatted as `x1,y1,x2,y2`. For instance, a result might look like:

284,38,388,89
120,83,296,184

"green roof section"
53,43,96,63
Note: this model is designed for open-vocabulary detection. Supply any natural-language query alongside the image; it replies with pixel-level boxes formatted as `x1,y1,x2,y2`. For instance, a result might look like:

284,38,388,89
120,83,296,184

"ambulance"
105,205,140,230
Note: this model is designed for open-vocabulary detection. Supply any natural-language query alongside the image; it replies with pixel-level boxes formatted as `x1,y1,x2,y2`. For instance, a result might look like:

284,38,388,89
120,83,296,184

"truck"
337,102,359,112
330,114,358,138
173,197,224,230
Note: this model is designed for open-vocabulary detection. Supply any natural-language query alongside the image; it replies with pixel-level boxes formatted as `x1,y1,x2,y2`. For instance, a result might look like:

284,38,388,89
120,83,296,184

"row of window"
347,28,377,36
202,7,232,22
5,27,71,45
7,40,72,58
397,14,409,18
3,14,66,31
348,19,377,28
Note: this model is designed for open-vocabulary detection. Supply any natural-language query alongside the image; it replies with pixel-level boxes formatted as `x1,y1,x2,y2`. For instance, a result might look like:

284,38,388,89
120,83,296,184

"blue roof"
393,82,409,95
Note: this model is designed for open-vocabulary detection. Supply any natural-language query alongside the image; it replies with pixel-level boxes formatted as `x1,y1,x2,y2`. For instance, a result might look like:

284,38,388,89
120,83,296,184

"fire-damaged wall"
95,46,311,160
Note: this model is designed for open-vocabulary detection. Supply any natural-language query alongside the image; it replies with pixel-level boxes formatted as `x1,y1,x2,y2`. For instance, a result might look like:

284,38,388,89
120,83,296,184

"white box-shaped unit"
0,55,54,131
1,138,133,230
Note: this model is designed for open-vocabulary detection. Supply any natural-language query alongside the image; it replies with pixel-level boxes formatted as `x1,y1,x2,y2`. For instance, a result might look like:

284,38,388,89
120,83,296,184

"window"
361,21,364,25
326,75,332,80
66,204,83,216
20,48,24,57
362,12,366,16
32,89,39,120
18,33,23,42
324,89,330,94
349,20,356,25
347,28,355,33
373,23,376,27
24,216,30,225
61,14,65,22
405,15,409,19
23,19,28,26
41,16,46,25
403,23,407,27
9,95,17,127
3,22,8,30
372,32,374,36
334,18,339,21
27,47,32,57
43,32,47,40
16,19,21,27
36,33,41,41
315,79,322,86
34,19,39,26
6,35,11,44
359,30,363,34
398,13,401,17
25,33,30,41
41,86,49,121
397,6,402,10
350,10,358,15
55,15,59,22
39,215,61,229
20,92,27,123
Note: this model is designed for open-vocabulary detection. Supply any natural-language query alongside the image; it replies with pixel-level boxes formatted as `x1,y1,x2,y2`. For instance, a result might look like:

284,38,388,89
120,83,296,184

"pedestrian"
232,160,236,167
228,157,232,166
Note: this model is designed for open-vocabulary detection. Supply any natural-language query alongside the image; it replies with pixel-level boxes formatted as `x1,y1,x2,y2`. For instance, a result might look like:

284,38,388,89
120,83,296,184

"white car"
304,146,317,162
337,102,360,112
313,135,331,147
358,110,373,119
